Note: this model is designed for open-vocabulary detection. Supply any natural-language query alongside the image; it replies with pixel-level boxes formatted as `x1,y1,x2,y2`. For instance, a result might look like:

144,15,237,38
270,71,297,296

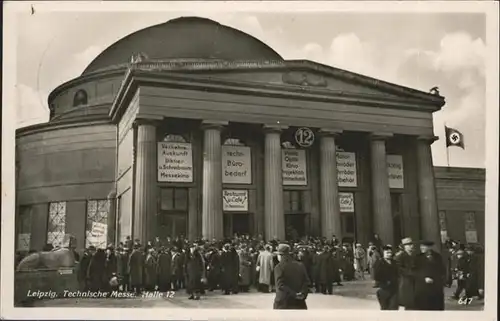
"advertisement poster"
158,142,193,182
222,146,252,184
282,149,307,186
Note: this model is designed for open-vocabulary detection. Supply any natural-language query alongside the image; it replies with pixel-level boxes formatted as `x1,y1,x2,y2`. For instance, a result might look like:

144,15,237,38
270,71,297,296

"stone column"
201,120,227,240
319,129,343,239
370,132,394,246
416,136,441,251
133,121,157,244
264,125,287,241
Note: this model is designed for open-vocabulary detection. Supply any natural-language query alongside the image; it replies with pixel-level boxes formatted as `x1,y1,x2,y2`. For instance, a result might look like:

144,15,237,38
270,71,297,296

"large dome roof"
82,17,283,75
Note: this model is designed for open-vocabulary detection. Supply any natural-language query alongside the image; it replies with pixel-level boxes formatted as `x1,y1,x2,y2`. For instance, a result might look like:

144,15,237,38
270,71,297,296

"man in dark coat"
78,247,94,291
87,248,106,291
205,247,221,291
374,245,399,310
273,243,310,310
316,246,335,294
128,244,144,294
171,247,184,291
185,244,206,300
220,243,239,295
414,240,446,310
156,247,172,292
394,237,417,310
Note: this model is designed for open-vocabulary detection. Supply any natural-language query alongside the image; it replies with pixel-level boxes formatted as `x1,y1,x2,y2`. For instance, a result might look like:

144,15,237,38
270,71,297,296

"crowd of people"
16,232,483,309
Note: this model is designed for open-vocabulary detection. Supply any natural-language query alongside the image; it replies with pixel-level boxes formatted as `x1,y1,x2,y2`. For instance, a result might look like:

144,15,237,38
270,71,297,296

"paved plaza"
32,280,484,310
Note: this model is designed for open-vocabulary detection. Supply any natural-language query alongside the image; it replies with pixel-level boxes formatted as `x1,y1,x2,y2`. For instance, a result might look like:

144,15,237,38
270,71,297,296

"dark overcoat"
394,250,417,309
316,251,335,284
414,251,446,310
374,258,399,310
128,249,144,288
156,251,172,290
185,250,204,293
273,257,310,310
144,254,157,289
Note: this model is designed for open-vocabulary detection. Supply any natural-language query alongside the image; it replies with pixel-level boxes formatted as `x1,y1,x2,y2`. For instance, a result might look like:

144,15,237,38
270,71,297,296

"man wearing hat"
374,245,399,310
414,240,446,310
394,237,417,310
273,243,310,310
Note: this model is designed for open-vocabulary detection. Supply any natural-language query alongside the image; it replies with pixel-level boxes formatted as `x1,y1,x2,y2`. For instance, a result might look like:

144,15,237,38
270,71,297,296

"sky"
14,7,488,168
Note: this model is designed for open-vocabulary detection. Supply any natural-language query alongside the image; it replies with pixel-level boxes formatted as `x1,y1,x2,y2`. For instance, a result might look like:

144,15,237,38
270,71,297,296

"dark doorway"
391,193,404,245
158,213,187,240
223,214,251,237
233,214,250,236
285,214,306,241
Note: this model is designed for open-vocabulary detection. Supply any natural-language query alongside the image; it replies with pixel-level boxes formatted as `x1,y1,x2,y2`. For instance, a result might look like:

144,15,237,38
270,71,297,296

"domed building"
16,16,467,252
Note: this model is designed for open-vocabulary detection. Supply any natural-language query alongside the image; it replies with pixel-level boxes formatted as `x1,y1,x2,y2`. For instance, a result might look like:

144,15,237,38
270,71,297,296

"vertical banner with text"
158,142,193,182
222,146,252,184
387,155,404,189
282,149,308,186
336,152,357,187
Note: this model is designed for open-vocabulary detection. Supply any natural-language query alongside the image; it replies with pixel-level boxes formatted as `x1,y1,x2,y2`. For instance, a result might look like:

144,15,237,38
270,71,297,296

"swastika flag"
445,126,465,149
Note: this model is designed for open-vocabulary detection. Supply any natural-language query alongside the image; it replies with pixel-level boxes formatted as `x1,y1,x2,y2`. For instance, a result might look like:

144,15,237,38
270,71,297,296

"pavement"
32,280,484,310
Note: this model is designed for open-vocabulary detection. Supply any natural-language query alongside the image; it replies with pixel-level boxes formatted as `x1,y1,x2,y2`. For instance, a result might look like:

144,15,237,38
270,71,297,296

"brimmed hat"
277,243,291,255
401,237,413,246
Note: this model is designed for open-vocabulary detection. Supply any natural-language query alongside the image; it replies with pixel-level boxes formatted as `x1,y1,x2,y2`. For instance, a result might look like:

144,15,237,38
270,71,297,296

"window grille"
464,212,476,231
160,188,188,212
223,138,245,146
281,141,296,149
47,202,67,247
85,200,110,249
283,190,304,213
163,134,187,143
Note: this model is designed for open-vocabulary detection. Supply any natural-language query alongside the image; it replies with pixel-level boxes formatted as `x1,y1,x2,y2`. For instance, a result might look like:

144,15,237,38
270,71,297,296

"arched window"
73,89,88,107
163,134,187,143
223,138,245,146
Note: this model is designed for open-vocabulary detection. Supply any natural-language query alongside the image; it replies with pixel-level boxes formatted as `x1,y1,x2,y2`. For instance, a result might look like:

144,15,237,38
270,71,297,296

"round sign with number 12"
295,127,315,147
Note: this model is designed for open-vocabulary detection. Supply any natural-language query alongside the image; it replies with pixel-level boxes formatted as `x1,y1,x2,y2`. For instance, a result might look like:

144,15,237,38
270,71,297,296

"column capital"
263,124,288,133
318,128,343,137
369,132,393,141
201,120,228,131
417,135,439,145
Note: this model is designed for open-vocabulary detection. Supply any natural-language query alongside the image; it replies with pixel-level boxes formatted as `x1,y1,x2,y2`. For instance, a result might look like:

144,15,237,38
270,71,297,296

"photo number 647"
457,297,473,305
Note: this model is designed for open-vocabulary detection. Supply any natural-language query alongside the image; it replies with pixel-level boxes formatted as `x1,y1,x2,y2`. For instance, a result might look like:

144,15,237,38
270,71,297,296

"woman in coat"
238,244,252,292
414,241,446,310
354,244,366,280
256,245,274,293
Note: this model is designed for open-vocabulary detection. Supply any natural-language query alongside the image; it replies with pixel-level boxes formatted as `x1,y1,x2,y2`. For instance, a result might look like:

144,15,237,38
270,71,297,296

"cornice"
47,67,129,107
110,68,444,125
16,117,114,138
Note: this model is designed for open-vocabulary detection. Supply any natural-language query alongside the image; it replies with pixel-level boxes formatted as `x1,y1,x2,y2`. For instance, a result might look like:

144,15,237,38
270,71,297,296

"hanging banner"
223,190,248,212
158,142,193,182
339,192,355,213
387,155,404,189
86,222,108,249
336,152,357,187
222,146,252,184
282,149,307,186
17,233,31,251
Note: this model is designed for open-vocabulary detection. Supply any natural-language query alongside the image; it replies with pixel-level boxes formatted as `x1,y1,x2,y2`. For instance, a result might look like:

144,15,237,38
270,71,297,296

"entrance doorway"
285,214,307,241
158,213,187,239
341,213,356,243
223,213,252,237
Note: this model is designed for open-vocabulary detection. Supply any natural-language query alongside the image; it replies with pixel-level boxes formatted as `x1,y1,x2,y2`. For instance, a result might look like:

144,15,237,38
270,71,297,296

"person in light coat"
256,244,274,293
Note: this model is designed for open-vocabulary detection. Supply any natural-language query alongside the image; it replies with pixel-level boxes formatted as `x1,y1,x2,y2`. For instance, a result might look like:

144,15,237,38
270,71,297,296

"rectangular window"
160,188,188,212
17,206,32,251
283,190,304,213
85,199,110,249
438,211,448,231
47,201,67,246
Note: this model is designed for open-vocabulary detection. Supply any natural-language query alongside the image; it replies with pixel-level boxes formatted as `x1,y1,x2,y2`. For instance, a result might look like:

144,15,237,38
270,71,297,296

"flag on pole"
445,126,465,149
